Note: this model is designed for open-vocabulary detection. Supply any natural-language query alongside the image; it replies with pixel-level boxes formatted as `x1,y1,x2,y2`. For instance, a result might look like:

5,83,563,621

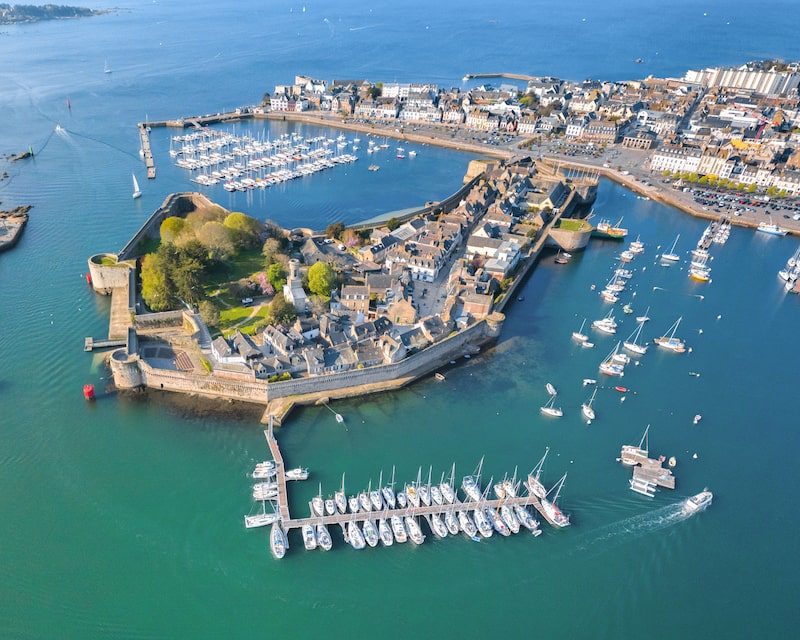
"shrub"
325,221,345,239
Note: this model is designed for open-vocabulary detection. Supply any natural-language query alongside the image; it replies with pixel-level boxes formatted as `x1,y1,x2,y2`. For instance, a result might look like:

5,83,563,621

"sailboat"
661,234,681,262
621,424,650,465
334,473,347,514
540,474,571,527
654,316,686,352
132,173,141,199
381,466,397,509
103,59,112,74
572,318,589,343
462,458,484,503
592,310,618,334
623,319,648,355
581,389,597,421
540,394,563,417
635,305,651,323
527,448,549,499
599,342,625,376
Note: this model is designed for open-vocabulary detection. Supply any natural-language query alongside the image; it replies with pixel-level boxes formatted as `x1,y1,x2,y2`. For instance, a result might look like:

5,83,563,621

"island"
88,157,597,423
0,4,106,24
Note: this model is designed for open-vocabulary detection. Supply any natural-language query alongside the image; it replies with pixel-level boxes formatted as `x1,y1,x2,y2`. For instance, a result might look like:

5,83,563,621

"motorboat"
270,523,287,559
302,524,318,550
683,490,713,514
316,524,332,551
285,467,309,481
757,221,787,236
582,378,597,386
546,382,557,396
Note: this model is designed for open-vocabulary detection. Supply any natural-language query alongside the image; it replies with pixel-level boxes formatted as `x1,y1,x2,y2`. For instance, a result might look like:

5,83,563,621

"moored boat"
270,523,287,559
654,316,686,352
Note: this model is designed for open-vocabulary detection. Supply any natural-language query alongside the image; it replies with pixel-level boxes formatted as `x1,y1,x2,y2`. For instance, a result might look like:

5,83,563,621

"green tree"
160,216,186,243
325,221,345,239
198,300,220,327
307,261,336,299
172,255,205,304
747,183,757,193
223,212,262,249
196,221,235,259
269,294,297,326
267,262,287,290
141,251,175,311
386,217,401,231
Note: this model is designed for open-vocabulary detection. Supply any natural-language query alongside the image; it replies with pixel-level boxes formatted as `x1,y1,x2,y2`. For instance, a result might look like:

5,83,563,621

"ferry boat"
540,394,564,417
302,524,318,550
593,217,628,239
621,425,649,465
540,474,571,527
757,221,788,236
654,316,686,353
683,490,713,514
270,523,287,559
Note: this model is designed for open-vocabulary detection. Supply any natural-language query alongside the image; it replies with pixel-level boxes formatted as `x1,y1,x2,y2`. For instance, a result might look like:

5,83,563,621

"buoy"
83,384,95,401
620,396,626,403
668,456,677,468
716,314,722,320
85,273,92,284
692,453,698,459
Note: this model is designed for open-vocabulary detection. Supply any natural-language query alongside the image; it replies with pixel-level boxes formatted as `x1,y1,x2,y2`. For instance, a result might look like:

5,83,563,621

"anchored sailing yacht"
581,389,597,421
334,474,347,514
654,316,686,352
572,318,589,342
527,448,549,498
541,474,571,527
316,524,333,551
661,234,681,262
462,458,484,503
621,424,650,466
540,394,564,417
302,524,318,550
599,343,626,376
623,320,648,355
390,515,407,543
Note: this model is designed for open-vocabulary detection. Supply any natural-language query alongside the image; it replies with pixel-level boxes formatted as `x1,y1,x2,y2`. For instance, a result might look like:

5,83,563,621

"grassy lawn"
219,305,254,326
218,303,271,337
207,248,264,283
558,218,591,231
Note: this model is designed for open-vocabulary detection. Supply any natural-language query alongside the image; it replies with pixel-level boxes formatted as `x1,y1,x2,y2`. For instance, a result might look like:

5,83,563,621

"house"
211,336,245,365
419,316,452,343
526,181,569,212
231,331,260,360
293,315,320,341
261,325,298,357
384,295,417,325
282,259,308,312
340,285,370,314
378,334,407,363
302,346,326,375
462,292,494,318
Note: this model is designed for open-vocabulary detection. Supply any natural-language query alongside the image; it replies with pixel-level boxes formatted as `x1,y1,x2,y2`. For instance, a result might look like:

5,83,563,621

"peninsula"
0,3,106,24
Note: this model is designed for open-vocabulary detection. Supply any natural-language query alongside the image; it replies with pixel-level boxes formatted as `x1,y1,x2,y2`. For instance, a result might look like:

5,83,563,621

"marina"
255,421,570,557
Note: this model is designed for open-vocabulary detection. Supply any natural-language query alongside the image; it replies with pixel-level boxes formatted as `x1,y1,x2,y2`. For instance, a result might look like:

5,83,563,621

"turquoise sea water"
1,1,799,637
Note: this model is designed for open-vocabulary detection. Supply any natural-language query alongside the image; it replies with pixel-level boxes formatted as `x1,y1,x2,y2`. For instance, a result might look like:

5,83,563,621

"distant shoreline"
0,5,112,26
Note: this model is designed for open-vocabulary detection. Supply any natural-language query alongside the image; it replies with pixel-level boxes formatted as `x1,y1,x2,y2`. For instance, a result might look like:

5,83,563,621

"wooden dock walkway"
138,124,156,179
262,420,564,532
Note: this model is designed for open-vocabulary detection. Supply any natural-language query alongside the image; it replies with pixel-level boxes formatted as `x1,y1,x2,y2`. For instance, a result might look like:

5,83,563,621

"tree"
307,261,336,299
196,221,235,259
341,228,361,247
223,212,262,249
747,183,757,193
198,300,220,327
160,216,186,243
325,221,345,239
141,251,175,311
172,255,205,304
267,262,287,290
261,237,283,265
386,217,401,231
269,294,297,326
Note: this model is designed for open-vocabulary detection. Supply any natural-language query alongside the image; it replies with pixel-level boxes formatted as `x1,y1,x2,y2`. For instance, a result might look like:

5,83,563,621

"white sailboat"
132,173,141,199
103,59,112,74
581,389,597,421
527,448,549,499
540,394,563,417
541,473,571,527
654,316,686,352
572,318,589,342
334,473,347,514
599,342,625,376
661,234,681,262
621,424,650,466
635,305,651,323
623,319,648,355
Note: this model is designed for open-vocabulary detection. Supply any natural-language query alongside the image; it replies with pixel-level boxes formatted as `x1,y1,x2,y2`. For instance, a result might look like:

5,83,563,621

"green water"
2,1,799,636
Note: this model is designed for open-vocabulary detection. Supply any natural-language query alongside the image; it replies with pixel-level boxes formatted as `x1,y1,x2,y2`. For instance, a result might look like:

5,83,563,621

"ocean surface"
1,1,799,637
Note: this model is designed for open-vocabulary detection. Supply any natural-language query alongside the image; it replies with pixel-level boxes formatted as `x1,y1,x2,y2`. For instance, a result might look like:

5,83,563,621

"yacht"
621,425,649,466
487,508,511,536
270,523,287,559
582,389,597,421
540,394,564,417
514,505,541,535
302,524,318,550
348,496,360,513
757,221,788,236
500,504,520,534
390,515,408,543
358,492,372,512
623,320,648,355
378,518,394,546
661,234,681,262
527,448,549,499
404,516,426,545
347,521,366,550
445,510,460,535
244,510,279,529
285,467,309,481
654,316,686,352
458,511,478,538
430,513,449,538
362,519,379,547
572,318,589,342
473,508,494,538
683,490,713,514
324,499,336,516
316,524,333,551
131,174,141,199
540,474,571,528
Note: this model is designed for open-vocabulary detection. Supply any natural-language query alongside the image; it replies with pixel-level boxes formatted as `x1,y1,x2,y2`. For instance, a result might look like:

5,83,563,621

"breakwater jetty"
463,72,536,82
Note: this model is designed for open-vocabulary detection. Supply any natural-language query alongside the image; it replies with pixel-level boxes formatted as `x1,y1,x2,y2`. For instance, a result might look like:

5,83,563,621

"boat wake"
565,502,690,558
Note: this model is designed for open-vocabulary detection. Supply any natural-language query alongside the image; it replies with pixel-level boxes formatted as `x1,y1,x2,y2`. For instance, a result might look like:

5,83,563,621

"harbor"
254,421,570,557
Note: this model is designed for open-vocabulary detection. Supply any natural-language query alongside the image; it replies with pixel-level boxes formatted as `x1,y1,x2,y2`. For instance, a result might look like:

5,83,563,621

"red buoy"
85,273,92,284
83,384,96,401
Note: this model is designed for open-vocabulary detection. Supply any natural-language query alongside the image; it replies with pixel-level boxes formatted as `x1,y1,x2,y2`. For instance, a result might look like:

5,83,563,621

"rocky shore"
0,205,30,253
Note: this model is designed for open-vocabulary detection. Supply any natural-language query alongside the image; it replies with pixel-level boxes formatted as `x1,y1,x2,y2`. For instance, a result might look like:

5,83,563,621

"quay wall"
88,254,129,295
117,192,220,260
546,226,592,251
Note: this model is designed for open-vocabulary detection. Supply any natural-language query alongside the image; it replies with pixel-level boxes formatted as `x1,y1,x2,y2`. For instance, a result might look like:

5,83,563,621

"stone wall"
87,254,129,295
